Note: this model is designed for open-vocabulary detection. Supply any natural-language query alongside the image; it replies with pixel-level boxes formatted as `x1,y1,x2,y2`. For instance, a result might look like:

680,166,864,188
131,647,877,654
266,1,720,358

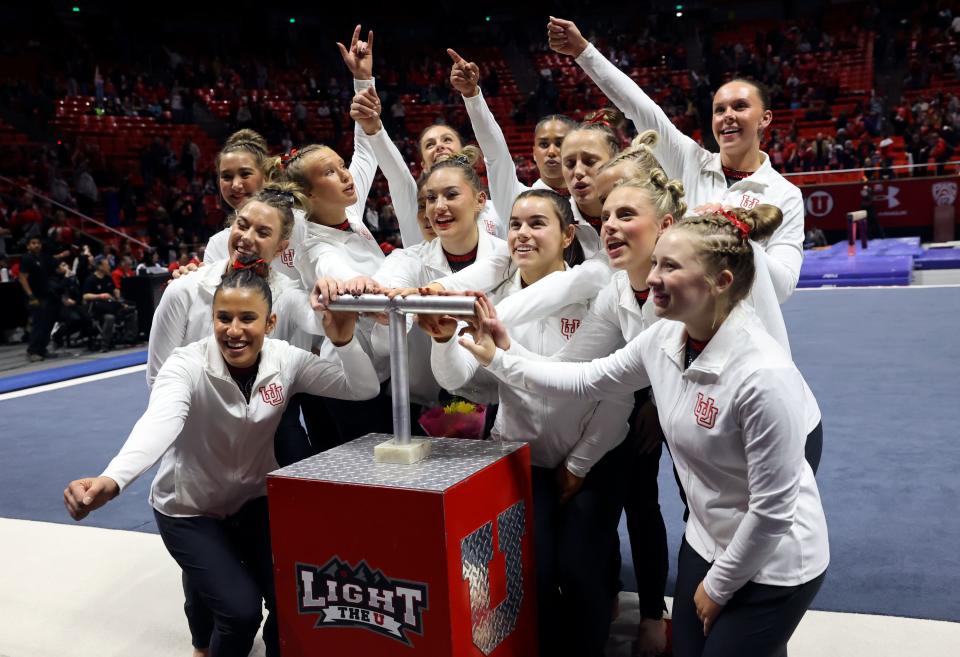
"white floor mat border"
1,518,956,657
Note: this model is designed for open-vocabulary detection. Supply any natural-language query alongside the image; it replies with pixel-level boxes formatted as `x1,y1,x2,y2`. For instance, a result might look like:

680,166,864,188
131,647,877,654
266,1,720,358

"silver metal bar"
318,293,477,316
388,309,411,444
319,293,477,447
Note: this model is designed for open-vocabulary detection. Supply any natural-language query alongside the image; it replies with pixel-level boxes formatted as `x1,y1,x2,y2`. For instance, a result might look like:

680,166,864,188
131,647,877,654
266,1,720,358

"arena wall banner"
800,175,959,231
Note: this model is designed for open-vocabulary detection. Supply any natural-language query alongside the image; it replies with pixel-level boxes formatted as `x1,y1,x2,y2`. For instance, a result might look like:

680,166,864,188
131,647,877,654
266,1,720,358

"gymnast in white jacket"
371,148,505,407
429,188,633,657
64,261,379,657
461,205,828,657
548,16,806,302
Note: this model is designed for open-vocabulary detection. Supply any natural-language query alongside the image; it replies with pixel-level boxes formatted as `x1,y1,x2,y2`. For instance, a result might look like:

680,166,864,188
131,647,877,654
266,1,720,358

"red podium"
267,433,538,656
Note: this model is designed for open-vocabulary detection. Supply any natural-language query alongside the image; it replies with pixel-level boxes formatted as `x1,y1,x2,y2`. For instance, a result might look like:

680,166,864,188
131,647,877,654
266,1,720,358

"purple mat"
914,248,960,270
822,237,923,257
797,274,912,287
800,254,913,287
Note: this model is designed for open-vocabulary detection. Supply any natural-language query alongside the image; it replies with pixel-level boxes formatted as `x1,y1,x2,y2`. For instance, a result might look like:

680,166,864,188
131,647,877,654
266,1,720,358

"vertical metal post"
389,309,411,444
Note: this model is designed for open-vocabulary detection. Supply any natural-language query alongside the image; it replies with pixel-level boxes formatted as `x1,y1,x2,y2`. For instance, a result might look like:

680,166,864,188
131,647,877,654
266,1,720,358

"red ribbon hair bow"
583,112,612,128
719,209,750,239
279,148,299,170
232,258,270,277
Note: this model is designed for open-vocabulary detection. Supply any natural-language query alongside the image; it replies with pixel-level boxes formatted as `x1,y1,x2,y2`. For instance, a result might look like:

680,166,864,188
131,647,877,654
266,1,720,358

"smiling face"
423,167,482,252
301,148,357,218
508,196,574,283
647,229,720,328
218,151,265,210
532,119,570,184
601,186,668,274
228,200,289,262
419,126,463,171
711,81,772,164
213,286,276,370
562,130,614,215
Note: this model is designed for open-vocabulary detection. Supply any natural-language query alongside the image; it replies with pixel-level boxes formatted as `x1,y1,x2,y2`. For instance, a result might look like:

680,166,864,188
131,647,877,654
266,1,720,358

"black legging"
672,537,825,657
156,497,278,657
619,389,669,620
532,451,624,657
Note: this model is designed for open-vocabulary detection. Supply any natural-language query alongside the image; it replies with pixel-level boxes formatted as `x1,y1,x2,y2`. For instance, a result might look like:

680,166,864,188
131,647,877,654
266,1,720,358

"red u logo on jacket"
560,318,581,340
259,383,284,406
694,393,719,429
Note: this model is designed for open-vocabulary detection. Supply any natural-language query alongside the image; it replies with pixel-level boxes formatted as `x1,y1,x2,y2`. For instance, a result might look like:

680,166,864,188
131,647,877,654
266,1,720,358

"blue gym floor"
2,286,958,623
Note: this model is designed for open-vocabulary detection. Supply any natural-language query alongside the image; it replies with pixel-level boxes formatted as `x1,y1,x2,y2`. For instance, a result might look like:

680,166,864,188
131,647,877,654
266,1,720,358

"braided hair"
611,167,687,222
600,130,663,181
215,256,274,313
423,146,485,193
244,181,307,241
568,108,626,158
672,204,783,317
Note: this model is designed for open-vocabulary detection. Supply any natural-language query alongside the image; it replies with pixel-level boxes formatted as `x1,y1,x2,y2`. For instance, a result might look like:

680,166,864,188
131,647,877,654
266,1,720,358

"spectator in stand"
19,236,63,361
389,97,407,137
51,261,96,348
931,133,953,175
47,210,75,247
112,255,135,290
11,192,43,245
136,250,168,275
75,164,99,215
363,199,380,238
83,255,138,351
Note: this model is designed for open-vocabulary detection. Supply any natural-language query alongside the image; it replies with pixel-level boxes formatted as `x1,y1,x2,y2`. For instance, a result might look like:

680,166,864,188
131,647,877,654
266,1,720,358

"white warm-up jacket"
432,269,632,476
102,336,379,518
204,77,379,282
146,258,323,388
485,304,829,604
372,231,505,405
576,43,805,301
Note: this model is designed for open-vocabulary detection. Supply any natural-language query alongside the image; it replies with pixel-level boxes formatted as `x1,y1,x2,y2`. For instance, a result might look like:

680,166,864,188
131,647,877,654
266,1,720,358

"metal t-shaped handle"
319,294,478,444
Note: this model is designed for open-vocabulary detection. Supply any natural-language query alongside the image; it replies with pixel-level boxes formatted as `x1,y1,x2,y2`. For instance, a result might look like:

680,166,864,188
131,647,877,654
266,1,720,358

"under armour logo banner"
259,383,284,406
461,501,526,655
694,392,719,429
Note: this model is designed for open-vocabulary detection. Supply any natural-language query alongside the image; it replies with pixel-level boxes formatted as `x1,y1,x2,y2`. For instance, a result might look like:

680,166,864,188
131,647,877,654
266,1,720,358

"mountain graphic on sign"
320,559,344,578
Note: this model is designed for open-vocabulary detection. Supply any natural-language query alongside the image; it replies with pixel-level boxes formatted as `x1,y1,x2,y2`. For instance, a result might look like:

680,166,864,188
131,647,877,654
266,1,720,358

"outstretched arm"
351,87,423,247
449,48,528,226
548,16,703,180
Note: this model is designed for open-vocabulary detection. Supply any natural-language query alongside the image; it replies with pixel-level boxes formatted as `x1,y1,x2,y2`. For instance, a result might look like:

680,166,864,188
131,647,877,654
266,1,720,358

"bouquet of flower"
419,400,487,439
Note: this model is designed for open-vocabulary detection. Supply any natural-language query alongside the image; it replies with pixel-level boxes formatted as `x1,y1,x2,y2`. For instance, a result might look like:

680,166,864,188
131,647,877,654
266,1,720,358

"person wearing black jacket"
19,236,61,361
83,255,138,351
51,261,95,348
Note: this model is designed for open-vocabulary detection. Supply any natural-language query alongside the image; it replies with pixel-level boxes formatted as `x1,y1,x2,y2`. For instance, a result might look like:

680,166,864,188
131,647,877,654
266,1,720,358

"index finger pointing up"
447,48,465,63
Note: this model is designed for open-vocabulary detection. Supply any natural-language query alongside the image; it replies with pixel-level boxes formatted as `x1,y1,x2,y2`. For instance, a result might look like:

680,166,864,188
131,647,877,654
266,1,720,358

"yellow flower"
443,400,477,415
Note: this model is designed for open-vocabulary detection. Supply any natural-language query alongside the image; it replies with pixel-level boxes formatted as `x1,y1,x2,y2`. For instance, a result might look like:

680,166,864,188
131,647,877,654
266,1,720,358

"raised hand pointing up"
338,24,375,80
447,48,480,98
